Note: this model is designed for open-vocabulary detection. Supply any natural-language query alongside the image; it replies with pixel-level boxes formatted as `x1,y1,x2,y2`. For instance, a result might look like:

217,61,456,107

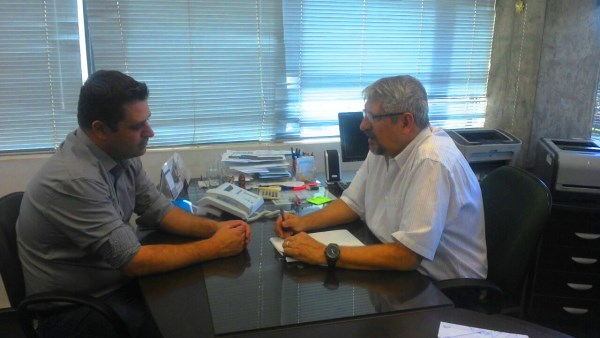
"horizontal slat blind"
592,80,600,141
0,0,496,152
85,0,284,147
0,0,81,152
283,0,495,138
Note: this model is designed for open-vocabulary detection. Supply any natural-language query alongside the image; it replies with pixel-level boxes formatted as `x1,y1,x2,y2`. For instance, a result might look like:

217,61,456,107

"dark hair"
77,70,149,131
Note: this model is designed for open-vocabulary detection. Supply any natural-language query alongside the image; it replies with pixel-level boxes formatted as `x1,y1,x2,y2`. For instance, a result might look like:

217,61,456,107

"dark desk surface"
139,182,572,338
226,307,573,338
139,214,454,338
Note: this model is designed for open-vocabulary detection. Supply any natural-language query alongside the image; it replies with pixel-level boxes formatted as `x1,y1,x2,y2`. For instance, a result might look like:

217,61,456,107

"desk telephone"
197,183,264,220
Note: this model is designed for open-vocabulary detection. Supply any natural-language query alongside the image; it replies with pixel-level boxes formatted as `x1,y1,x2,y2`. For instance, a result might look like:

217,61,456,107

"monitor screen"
338,112,369,162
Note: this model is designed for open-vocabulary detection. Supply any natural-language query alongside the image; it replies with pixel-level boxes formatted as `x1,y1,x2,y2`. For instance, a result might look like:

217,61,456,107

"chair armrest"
17,291,130,338
435,278,504,314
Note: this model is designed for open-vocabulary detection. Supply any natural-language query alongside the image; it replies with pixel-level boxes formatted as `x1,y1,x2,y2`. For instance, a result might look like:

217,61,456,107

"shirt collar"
391,126,432,167
74,128,121,172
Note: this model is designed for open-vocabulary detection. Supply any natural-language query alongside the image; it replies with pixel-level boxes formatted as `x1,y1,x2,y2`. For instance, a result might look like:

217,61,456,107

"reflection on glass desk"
202,221,450,335
142,180,453,337
140,213,453,338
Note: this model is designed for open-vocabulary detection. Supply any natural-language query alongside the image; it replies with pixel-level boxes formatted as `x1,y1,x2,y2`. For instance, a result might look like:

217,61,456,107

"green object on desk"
307,196,332,205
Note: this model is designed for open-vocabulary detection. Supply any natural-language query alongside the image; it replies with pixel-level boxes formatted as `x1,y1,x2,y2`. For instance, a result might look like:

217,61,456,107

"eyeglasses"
362,110,407,122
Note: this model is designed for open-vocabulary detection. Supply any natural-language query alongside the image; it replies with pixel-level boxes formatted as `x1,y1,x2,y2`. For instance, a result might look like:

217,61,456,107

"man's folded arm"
303,199,360,229
158,207,219,238
337,242,422,271
119,240,223,276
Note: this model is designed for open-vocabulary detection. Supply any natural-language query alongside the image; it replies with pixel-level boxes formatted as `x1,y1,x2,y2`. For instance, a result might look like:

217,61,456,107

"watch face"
326,244,340,259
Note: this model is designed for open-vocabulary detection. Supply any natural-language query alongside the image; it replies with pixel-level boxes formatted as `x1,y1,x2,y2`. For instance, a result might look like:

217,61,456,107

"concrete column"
485,0,547,167
486,0,600,167
530,0,600,164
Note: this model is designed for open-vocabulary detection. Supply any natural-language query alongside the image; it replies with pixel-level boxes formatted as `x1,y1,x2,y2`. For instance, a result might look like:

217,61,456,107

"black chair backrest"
0,192,26,308
481,166,551,301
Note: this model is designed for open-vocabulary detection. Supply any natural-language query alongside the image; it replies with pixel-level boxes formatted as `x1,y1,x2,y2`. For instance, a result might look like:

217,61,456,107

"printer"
534,138,600,202
445,128,522,180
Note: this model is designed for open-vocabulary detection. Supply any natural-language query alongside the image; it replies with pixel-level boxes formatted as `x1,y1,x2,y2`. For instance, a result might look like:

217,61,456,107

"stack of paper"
222,150,292,180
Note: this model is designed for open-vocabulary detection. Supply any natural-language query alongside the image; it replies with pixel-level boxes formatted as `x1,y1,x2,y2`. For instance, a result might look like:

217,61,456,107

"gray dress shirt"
16,129,173,298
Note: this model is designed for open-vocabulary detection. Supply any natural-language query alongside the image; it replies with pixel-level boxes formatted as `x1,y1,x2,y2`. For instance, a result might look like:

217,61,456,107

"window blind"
85,0,495,147
283,0,496,138
592,80,600,141
85,0,285,147
0,0,496,152
0,0,81,152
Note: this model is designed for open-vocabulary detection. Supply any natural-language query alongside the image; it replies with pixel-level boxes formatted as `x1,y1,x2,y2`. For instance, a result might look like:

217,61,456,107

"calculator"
258,187,281,200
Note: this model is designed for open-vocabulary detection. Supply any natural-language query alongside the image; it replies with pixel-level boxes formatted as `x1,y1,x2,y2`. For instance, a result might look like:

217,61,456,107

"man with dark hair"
77,69,151,131
17,70,251,337
276,75,487,281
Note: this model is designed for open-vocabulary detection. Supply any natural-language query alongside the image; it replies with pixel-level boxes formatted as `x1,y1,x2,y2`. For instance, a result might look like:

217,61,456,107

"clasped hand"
211,220,251,258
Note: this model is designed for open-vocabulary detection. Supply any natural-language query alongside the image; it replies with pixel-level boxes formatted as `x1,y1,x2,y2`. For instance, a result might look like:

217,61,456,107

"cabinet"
529,202,600,337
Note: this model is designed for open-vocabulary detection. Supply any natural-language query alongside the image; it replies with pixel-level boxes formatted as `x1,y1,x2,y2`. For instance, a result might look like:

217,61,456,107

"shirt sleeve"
390,158,452,261
43,177,139,258
97,226,141,268
130,158,174,229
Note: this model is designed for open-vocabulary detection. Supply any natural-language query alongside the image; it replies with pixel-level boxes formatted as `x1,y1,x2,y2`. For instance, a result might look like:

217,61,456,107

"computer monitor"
338,112,369,162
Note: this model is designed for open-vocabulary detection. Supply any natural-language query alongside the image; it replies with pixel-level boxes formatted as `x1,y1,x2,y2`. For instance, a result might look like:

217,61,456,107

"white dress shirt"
340,127,487,280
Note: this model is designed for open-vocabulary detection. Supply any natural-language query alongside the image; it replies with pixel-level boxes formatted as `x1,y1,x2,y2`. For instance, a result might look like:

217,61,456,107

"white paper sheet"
438,321,528,338
270,229,364,263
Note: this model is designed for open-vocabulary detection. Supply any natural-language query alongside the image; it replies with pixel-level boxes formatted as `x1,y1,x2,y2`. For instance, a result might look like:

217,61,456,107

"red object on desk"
292,182,319,191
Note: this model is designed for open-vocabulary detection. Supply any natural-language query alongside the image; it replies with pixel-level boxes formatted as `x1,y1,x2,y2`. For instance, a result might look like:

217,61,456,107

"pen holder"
295,156,316,182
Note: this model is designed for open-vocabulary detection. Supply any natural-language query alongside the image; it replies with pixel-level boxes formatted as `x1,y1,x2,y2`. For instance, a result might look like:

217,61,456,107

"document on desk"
270,230,364,263
438,322,528,338
222,150,288,163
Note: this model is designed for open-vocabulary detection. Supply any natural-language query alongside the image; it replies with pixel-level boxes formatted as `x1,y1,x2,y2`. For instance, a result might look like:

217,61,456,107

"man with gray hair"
275,75,487,281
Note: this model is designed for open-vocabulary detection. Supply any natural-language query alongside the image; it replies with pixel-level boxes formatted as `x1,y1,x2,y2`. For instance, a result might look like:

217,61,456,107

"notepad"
306,196,332,205
270,229,364,263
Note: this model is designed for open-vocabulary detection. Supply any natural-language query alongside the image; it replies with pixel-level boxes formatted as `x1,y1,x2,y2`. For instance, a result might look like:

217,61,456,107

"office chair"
436,166,551,316
0,192,130,338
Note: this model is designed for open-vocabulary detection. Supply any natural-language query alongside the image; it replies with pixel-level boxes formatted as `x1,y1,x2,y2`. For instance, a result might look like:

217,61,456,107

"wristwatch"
325,243,340,269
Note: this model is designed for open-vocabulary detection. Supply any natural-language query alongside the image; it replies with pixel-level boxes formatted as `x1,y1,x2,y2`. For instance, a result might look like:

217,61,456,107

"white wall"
0,140,362,198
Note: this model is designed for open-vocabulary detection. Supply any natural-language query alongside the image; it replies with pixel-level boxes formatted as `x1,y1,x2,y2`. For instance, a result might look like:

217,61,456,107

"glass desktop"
201,210,451,335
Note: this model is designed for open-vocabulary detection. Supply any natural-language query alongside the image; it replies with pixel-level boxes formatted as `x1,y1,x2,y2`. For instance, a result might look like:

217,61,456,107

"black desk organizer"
528,200,600,338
